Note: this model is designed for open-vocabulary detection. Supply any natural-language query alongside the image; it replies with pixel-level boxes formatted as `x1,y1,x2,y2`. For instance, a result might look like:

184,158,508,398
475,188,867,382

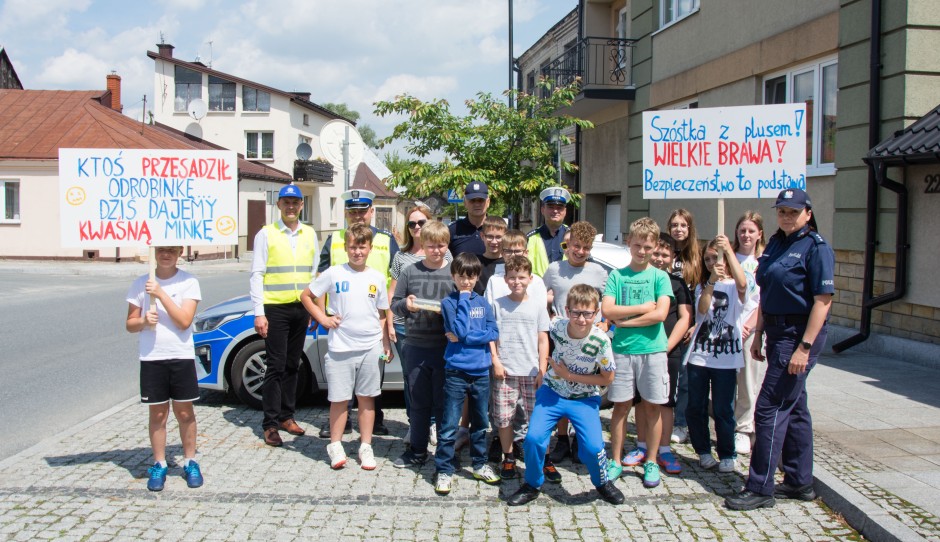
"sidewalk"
0,256,251,277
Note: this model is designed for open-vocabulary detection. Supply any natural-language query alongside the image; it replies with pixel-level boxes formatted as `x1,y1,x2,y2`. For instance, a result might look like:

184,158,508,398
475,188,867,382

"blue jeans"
435,369,490,473
401,342,446,454
524,386,609,488
686,364,737,460
394,324,410,420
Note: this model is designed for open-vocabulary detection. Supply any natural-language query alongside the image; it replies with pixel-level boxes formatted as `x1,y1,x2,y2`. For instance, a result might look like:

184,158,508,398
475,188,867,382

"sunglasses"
407,219,427,229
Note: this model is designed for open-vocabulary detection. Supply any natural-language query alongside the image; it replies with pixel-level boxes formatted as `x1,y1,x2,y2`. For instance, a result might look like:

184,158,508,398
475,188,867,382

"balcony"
540,37,636,117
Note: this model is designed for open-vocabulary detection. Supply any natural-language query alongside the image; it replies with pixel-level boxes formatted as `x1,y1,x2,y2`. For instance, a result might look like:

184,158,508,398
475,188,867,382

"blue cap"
773,188,812,210
464,182,488,200
342,189,375,209
278,184,303,199
540,186,571,204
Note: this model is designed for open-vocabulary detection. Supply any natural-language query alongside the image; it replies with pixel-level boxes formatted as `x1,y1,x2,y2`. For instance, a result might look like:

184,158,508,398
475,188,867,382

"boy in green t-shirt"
601,217,674,488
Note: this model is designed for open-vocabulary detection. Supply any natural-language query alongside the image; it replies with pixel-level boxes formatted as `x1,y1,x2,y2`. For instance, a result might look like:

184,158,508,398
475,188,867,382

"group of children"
127,206,769,506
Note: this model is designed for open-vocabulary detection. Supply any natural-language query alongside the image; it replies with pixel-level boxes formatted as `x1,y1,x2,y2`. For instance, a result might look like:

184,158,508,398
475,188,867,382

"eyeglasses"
407,219,427,229
567,309,597,320
503,249,525,256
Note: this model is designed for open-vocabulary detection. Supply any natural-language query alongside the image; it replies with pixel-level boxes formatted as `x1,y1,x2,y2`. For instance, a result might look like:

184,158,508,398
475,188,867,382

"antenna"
207,40,213,68
188,98,207,121
159,31,165,44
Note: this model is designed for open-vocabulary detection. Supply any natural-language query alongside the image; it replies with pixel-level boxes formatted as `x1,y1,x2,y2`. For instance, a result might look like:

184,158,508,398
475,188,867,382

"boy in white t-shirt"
125,246,203,492
302,224,392,471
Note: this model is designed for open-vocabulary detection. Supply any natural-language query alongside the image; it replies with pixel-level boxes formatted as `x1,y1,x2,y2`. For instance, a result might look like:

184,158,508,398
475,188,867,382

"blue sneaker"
622,447,647,467
147,463,168,492
657,451,682,474
182,460,204,488
606,458,623,482
642,461,661,488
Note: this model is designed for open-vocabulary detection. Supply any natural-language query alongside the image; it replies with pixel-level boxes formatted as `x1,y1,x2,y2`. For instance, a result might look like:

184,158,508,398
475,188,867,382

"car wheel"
230,339,312,410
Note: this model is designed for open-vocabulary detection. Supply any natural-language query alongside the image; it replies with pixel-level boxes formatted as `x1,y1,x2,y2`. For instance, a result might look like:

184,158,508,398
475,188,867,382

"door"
605,196,622,245
247,199,266,251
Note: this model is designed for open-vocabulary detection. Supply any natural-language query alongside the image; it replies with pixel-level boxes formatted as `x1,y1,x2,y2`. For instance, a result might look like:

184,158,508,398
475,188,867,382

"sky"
0,0,576,156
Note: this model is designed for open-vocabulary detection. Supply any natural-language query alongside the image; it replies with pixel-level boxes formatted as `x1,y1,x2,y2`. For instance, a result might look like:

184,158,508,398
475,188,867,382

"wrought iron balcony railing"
540,36,636,93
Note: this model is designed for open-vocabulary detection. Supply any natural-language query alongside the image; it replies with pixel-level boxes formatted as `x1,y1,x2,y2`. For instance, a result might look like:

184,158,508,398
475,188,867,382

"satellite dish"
188,99,207,121
296,142,313,161
319,120,364,169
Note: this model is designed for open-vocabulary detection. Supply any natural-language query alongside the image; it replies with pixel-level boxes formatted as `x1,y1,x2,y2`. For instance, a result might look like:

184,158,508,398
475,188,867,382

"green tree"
321,102,380,149
373,79,592,215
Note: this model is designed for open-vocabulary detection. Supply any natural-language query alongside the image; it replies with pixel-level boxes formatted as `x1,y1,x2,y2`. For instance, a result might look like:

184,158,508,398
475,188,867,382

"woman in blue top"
725,188,834,511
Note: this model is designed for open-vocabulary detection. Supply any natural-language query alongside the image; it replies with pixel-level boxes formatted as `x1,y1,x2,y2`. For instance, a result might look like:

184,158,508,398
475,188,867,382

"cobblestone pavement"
0,392,861,542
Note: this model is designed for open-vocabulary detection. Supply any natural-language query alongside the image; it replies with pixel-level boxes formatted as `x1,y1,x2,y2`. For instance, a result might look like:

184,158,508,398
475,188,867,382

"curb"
814,463,927,542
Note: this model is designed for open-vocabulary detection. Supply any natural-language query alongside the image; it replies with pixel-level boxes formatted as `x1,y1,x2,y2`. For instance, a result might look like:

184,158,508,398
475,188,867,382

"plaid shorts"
491,375,537,428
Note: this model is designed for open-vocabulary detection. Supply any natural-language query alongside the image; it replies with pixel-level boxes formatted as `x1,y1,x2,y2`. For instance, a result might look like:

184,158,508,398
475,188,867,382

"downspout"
833,0,909,352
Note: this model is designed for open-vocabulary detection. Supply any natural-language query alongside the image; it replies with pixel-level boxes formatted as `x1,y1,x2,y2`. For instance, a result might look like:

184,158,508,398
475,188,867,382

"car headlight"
194,312,248,332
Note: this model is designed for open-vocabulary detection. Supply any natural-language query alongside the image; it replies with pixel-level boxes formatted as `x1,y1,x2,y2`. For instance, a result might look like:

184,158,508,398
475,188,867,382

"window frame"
242,86,271,112
174,66,202,112
246,131,275,160
763,55,838,177
208,75,236,112
0,179,20,223
660,0,700,29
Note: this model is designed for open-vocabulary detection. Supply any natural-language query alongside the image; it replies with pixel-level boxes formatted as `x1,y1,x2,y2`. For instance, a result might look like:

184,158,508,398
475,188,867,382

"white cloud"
372,74,458,103
35,49,108,87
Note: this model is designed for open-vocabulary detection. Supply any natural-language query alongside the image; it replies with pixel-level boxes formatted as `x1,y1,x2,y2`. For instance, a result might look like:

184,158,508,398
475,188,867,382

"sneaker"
596,481,625,505
393,449,429,469
487,438,502,463
774,482,817,501
455,427,471,451
699,453,718,470
429,425,438,446
549,435,571,463
182,460,203,488
719,458,736,473
543,458,562,484
671,426,689,444
358,443,376,471
506,483,540,506
606,458,623,482
725,489,775,511
735,432,752,455
373,421,390,436
500,458,518,479
472,464,501,485
146,463,168,492
642,461,661,488
621,447,647,467
657,451,682,475
435,472,453,495
327,441,347,469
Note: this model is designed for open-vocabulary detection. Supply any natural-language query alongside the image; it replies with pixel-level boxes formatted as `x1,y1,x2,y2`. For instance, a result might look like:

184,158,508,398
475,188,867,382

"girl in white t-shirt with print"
686,234,757,474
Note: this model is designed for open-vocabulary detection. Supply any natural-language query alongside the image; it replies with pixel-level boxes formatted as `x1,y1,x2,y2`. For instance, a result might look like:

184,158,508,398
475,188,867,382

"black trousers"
261,302,308,429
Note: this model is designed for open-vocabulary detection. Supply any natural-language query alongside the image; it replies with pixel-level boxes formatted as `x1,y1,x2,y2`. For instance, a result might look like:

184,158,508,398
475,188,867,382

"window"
246,132,274,159
661,0,700,27
329,197,339,225
764,57,837,173
243,86,271,112
302,196,315,224
525,71,535,94
0,180,19,222
208,75,235,112
303,113,310,126
174,66,202,112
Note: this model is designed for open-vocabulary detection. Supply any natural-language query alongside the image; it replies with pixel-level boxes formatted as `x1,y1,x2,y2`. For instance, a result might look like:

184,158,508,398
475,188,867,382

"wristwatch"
799,340,812,350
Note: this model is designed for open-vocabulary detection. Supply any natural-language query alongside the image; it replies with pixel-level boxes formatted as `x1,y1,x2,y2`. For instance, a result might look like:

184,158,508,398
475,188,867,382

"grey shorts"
324,343,384,402
608,352,670,405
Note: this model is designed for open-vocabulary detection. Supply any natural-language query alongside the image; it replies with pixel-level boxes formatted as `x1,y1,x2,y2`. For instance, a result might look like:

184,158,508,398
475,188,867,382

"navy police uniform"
746,222,834,496
448,181,490,257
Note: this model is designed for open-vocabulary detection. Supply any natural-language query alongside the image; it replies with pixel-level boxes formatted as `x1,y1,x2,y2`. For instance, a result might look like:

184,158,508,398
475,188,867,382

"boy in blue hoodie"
435,253,501,495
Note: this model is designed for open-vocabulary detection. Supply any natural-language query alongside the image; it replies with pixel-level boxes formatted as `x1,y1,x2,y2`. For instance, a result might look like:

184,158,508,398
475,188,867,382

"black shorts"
633,353,681,408
140,359,200,404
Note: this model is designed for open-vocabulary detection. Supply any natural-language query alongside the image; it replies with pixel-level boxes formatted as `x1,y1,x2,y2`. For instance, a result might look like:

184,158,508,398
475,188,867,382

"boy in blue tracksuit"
435,253,501,495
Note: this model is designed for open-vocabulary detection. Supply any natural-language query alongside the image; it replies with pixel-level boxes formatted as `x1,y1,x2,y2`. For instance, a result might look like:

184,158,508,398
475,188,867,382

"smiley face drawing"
65,186,86,206
215,215,236,236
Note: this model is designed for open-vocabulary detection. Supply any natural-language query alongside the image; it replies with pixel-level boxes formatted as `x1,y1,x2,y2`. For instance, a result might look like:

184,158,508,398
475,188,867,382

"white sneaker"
327,441,347,469
359,443,376,471
472,464,501,485
734,432,752,455
719,458,736,473
671,426,689,444
429,424,438,446
699,453,718,470
435,472,452,495
455,427,471,451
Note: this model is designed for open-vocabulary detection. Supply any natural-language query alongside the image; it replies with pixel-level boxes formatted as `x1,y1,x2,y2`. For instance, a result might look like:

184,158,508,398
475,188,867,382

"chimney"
106,73,122,112
157,43,174,58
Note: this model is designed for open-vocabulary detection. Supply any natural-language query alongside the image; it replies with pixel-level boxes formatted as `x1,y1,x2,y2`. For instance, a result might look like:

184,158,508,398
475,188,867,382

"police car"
193,240,630,409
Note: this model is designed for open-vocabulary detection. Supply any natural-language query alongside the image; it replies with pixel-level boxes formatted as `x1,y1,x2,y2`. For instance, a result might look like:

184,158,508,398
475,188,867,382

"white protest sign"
59,149,238,247
642,103,807,200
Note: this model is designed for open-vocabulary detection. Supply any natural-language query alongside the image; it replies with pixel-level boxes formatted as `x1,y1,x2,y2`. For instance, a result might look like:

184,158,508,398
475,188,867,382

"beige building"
519,0,940,347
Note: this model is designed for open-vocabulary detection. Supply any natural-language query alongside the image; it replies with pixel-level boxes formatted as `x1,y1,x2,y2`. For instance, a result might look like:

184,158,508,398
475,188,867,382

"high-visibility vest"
329,228,393,285
262,223,318,304
526,225,568,277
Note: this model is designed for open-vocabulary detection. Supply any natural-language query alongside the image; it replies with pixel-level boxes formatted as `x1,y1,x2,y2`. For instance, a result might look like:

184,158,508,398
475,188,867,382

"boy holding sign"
125,246,203,492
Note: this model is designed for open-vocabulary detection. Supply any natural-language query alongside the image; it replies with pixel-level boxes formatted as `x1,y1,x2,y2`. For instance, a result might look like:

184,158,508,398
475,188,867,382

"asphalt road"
0,269,248,461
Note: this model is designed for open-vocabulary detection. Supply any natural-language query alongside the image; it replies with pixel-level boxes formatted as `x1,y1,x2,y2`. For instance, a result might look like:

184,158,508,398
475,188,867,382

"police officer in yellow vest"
250,183,319,447
317,189,399,437
526,186,571,277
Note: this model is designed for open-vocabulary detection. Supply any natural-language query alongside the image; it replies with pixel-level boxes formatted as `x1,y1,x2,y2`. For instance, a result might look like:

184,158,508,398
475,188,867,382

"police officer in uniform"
317,189,400,437
448,181,489,257
526,187,571,277
725,188,834,510
250,183,319,447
